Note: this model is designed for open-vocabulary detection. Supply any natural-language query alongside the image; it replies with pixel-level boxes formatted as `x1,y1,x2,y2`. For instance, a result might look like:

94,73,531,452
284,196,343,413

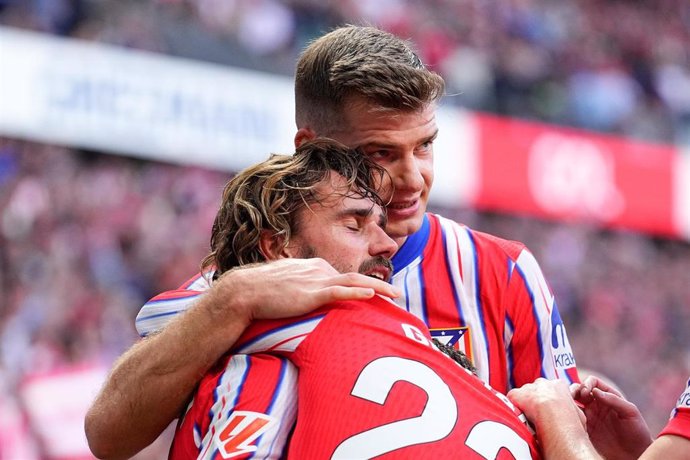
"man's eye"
345,221,362,231
420,140,434,151
369,150,390,159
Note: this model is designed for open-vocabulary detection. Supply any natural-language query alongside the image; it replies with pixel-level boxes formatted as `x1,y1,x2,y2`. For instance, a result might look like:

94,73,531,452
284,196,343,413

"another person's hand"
508,378,586,430
572,375,653,460
509,378,601,460
216,258,401,322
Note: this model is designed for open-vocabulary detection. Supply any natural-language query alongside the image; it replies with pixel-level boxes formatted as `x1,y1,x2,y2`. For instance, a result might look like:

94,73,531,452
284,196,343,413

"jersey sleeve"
659,377,690,440
170,354,298,460
135,272,210,337
504,248,579,390
169,312,326,459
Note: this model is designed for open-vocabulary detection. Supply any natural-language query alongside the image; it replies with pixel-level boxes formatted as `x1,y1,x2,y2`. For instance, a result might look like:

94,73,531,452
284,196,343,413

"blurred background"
0,0,689,458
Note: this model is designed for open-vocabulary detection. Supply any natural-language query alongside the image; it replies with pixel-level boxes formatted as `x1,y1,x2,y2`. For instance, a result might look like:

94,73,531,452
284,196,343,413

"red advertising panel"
475,114,677,238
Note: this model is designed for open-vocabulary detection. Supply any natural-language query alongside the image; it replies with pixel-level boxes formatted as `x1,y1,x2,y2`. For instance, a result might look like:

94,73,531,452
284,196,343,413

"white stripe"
237,317,323,354
515,250,558,378
135,294,202,336
270,335,308,353
391,255,424,320
197,356,298,460
252,362,298,459
445,218,490,384
187,274,212,291
199,355,250,459
504,319,515,388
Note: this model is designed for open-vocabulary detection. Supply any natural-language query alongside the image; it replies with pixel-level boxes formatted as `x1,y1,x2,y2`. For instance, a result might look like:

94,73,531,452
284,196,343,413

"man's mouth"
387,199,418,210
366,269,389,281
360,257,394,283
386,199,420,218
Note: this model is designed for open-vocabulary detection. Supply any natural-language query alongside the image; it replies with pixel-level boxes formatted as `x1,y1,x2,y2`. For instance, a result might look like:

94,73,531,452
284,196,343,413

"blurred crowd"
0,139,225,458
2,0,690,457
1,0,689,145
2,138,689,454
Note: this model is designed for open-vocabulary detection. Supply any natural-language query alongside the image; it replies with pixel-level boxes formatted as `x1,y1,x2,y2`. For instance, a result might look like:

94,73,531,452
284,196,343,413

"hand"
571,375,653,460
508,379,604,459
215,258,401,322
508,378,587,430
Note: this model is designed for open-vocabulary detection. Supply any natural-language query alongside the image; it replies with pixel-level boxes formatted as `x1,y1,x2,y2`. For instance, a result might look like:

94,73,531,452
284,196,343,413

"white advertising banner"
0,26,296,171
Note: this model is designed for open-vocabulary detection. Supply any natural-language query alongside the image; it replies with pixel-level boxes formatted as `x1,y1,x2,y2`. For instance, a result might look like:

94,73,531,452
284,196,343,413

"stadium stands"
1,0,689,456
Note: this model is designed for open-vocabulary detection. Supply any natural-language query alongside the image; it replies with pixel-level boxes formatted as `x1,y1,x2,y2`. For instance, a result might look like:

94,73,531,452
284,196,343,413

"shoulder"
659,377,690,439
430,212,528,261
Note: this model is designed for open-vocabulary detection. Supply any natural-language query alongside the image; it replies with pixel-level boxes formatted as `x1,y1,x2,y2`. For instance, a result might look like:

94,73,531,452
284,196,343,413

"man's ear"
294,127,316,148
259,230,295,260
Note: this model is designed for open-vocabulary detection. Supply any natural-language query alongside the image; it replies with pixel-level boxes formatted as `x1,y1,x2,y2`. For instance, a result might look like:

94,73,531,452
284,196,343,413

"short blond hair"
295,25,445,135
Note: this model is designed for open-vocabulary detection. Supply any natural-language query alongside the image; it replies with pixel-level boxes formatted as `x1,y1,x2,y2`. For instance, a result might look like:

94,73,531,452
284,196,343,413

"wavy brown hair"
295,24,445,134
201,138,389,278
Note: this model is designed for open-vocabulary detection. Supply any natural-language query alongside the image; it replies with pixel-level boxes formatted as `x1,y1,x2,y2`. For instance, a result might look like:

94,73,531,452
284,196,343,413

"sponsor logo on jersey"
550,307,577,371
430,327,473,363
215,411,275,459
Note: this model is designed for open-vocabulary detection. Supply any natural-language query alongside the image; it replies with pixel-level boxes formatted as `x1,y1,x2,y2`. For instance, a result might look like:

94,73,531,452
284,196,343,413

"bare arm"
85,258,399,459
640,435,690,460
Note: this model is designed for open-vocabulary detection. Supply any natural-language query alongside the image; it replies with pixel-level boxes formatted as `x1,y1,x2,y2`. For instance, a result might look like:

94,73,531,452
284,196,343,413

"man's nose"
371,228,398,259
394,156,424,191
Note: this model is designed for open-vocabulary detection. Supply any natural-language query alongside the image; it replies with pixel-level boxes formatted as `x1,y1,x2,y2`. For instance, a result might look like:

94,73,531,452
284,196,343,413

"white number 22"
331,357,532,459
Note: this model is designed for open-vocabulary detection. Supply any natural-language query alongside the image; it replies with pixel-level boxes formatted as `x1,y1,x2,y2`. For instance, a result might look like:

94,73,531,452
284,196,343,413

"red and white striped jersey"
170,295,541,459
137,213,579,393
659,377,690,440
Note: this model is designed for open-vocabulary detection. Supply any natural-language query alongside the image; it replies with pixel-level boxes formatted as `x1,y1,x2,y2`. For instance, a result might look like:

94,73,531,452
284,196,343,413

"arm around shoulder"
85,273,254,459
85,258,398,459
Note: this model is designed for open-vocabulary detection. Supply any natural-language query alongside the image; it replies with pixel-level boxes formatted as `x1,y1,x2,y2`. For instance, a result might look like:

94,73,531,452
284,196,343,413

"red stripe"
149,289,201,302
419,215,464,329
472,231,512,392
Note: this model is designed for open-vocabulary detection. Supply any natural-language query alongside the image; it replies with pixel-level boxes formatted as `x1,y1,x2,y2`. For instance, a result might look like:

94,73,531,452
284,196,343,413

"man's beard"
297,245,393,282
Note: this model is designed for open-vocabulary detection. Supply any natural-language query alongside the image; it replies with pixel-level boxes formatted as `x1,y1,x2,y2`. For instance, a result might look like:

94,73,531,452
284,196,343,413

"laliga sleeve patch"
215,411,276,459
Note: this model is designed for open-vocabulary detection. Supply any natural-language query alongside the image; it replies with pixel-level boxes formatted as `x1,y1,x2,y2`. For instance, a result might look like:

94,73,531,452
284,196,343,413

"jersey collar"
391,213,430,276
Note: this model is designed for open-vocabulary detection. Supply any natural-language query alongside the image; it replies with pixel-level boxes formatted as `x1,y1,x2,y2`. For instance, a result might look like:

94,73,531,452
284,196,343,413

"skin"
282,173,397,278
85,258,398,459
296,101,438,245
573,375,653,460
508,377,690,460
508,379,597,460
86,99,435,459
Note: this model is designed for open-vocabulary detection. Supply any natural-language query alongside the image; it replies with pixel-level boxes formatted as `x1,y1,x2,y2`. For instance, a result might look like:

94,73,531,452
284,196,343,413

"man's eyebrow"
339,206,388,229
338,207,373,219
360,129,439,149
378,211,388,229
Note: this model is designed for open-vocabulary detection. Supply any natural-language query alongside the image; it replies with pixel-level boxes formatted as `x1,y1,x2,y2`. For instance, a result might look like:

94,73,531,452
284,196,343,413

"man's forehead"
333,102,438,148
312,173,368,203
309,173,382,216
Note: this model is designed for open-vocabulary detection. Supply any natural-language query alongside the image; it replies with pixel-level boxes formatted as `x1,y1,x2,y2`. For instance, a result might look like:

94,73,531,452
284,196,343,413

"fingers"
322,286,376,302
590,387,640,417
582,374,623,397
574,374,625,407
334,273,402,298
572,384,595,405
506,387,530,411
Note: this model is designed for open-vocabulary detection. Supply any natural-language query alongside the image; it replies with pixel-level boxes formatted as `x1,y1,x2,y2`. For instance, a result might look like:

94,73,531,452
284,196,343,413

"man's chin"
386,216,424,241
